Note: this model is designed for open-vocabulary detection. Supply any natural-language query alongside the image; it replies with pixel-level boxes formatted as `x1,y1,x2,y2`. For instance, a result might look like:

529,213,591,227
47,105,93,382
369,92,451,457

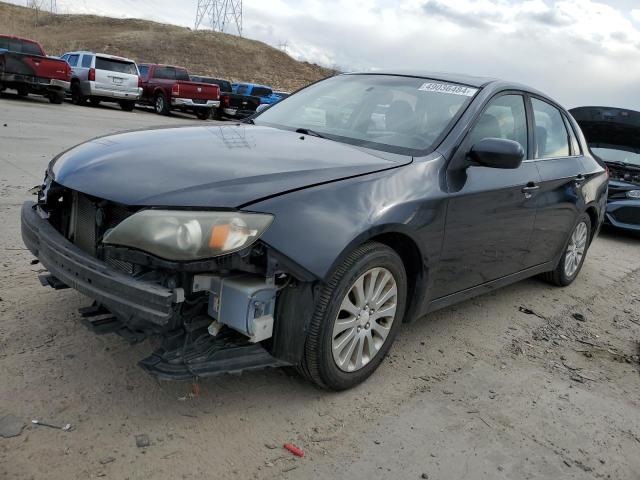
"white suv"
61,51,142,111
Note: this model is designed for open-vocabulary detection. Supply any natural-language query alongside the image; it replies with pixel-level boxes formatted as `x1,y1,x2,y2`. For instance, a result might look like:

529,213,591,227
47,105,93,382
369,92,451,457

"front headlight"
102,210,274,261
627,190,640,199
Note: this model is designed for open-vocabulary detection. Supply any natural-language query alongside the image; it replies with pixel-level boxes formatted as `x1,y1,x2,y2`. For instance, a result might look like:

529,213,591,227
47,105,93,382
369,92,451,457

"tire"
71,82,85,105
195,108,212,120
298,242,407,390
16,86,28,97
48,91,64,104
119,100,136,112
540,213,591,287
89,97,101,107
154,92,170,115
213,108,224,120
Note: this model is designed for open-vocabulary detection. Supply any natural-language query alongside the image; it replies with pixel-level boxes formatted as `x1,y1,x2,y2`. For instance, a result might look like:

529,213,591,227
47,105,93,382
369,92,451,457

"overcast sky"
10,0,640,110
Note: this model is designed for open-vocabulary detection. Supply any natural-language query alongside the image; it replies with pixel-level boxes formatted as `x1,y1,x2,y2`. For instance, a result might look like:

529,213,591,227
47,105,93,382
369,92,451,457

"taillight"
171,83,180,97
222,95,230,107
88,68,95,82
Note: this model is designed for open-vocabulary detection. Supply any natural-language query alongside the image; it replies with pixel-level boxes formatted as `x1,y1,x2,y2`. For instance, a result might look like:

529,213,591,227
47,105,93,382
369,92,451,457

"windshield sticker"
419,82,478,97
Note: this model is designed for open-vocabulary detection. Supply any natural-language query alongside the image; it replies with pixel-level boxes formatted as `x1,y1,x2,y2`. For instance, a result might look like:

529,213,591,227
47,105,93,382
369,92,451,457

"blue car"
571,107,640,233
231,82,281,104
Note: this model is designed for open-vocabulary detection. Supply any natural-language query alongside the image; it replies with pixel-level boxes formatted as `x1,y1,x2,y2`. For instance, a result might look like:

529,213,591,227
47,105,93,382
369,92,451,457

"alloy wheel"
331,267,398,372
564,221,588,278
155,95,164,113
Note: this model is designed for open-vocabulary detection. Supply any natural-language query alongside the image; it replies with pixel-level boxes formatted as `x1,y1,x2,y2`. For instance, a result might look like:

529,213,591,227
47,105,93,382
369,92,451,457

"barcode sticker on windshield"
418,82,478,97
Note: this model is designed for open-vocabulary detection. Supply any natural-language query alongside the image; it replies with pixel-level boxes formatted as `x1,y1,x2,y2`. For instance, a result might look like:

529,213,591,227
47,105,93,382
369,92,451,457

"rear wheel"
16,86,28,97
154,93,170,115
298,242,407,390
71,82,85,105
540,213,591,286
89,97,101,107
195,108,211,120
119,100,136,111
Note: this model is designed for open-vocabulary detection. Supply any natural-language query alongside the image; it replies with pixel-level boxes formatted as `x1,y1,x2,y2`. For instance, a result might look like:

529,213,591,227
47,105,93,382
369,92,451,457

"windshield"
96,57,138,75
254,74,478,155
592,147,640,167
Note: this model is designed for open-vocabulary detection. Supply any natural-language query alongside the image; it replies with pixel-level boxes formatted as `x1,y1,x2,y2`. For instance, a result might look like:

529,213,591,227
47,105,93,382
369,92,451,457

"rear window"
192,77,231,92
95,57,138,75
0,37,43,56
175,69,190,81
252,87,273,97
138,65,149,78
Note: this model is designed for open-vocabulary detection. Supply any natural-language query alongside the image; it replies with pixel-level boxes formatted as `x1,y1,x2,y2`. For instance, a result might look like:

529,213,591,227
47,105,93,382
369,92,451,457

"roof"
64,51,136,63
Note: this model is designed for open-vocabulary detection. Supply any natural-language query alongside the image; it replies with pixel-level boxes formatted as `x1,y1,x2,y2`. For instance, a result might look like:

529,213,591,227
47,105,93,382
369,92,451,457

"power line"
195,0,243,36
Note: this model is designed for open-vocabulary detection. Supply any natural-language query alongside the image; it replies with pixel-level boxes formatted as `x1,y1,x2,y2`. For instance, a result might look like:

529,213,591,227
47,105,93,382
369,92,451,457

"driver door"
430,93,541,299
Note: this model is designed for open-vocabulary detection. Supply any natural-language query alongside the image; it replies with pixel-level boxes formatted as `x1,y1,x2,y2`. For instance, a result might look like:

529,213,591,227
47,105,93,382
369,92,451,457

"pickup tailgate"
174,81,219,101
227,93,260,111
1,52,70,81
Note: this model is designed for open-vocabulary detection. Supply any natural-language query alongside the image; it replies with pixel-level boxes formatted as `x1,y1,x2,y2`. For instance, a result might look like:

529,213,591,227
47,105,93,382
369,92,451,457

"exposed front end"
21,181,310,380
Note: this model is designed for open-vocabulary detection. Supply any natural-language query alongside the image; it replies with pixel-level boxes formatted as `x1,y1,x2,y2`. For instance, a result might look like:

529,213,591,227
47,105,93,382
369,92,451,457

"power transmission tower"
49,0,57,13
195,0,243,36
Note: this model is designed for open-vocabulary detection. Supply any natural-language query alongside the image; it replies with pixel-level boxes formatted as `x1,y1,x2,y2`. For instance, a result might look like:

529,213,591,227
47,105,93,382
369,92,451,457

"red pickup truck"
0,35,71,104
138,64,220,119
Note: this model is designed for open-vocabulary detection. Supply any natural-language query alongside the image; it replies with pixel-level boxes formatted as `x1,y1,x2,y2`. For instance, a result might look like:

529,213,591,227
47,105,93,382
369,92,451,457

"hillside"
0,1,335,91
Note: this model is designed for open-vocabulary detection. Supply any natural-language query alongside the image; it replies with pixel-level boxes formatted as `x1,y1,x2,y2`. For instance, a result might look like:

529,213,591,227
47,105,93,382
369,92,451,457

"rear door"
94,56,139,94
430,93,541,298
526,97,585,265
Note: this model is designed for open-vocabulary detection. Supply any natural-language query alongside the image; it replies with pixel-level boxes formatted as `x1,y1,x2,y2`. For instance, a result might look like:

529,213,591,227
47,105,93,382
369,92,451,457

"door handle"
522,183,540,199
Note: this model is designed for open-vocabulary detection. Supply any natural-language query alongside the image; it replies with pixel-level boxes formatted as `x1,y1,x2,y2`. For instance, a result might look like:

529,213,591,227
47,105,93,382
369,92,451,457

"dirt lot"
1,92,639,480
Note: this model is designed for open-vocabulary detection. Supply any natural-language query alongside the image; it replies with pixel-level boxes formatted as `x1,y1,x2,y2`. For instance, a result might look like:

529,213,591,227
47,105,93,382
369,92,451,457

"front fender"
247,156,448,283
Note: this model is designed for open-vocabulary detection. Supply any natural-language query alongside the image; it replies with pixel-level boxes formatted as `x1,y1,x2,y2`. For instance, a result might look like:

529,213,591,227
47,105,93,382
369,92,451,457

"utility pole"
195,0,243,37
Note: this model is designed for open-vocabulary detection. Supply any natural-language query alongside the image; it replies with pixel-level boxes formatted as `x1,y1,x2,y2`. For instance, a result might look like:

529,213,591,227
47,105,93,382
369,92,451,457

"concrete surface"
0,91,639,480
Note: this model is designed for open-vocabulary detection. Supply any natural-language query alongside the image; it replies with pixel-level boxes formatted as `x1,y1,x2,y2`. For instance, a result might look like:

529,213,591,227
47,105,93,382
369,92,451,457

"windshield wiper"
295,127,326,139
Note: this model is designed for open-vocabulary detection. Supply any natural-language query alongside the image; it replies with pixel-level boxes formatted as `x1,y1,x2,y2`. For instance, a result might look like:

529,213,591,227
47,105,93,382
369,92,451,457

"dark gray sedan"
22,72,607,389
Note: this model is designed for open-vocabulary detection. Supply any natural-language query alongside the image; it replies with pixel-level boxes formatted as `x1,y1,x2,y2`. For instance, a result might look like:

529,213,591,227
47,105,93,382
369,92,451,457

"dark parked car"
21,72,607,390
570,106,640,233
190,75,260,119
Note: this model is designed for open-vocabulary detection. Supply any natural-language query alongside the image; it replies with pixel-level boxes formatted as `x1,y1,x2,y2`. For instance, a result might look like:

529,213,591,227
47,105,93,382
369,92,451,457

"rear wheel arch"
584,205,599,243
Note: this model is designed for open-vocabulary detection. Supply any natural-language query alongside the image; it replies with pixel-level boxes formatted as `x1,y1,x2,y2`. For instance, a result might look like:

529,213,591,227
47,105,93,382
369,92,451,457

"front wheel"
119,100,136,111
540,213,591,286
48,91,64,104
298,242,407,390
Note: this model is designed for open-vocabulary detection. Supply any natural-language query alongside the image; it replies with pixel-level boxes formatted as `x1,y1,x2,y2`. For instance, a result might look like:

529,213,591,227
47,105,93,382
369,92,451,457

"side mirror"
255,104,270,114
468,138,525,169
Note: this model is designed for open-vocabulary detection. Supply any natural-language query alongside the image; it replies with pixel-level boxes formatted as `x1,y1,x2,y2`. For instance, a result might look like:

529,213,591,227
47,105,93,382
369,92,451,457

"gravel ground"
1,92,639,480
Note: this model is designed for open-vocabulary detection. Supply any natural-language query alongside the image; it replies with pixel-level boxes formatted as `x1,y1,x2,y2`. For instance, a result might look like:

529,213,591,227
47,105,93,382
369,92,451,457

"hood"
50,125,410,208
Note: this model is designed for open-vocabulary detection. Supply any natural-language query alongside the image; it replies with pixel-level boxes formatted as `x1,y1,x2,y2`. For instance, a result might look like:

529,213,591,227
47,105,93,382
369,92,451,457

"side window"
563,115,581,155
531,98,570,159
154,67,175,80
67,54,79,67
467,94,528,156
81,55,92,68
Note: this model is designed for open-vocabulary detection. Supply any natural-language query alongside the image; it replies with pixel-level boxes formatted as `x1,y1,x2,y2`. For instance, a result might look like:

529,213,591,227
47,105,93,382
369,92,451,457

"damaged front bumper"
21,201,307,380
21,201,181,326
